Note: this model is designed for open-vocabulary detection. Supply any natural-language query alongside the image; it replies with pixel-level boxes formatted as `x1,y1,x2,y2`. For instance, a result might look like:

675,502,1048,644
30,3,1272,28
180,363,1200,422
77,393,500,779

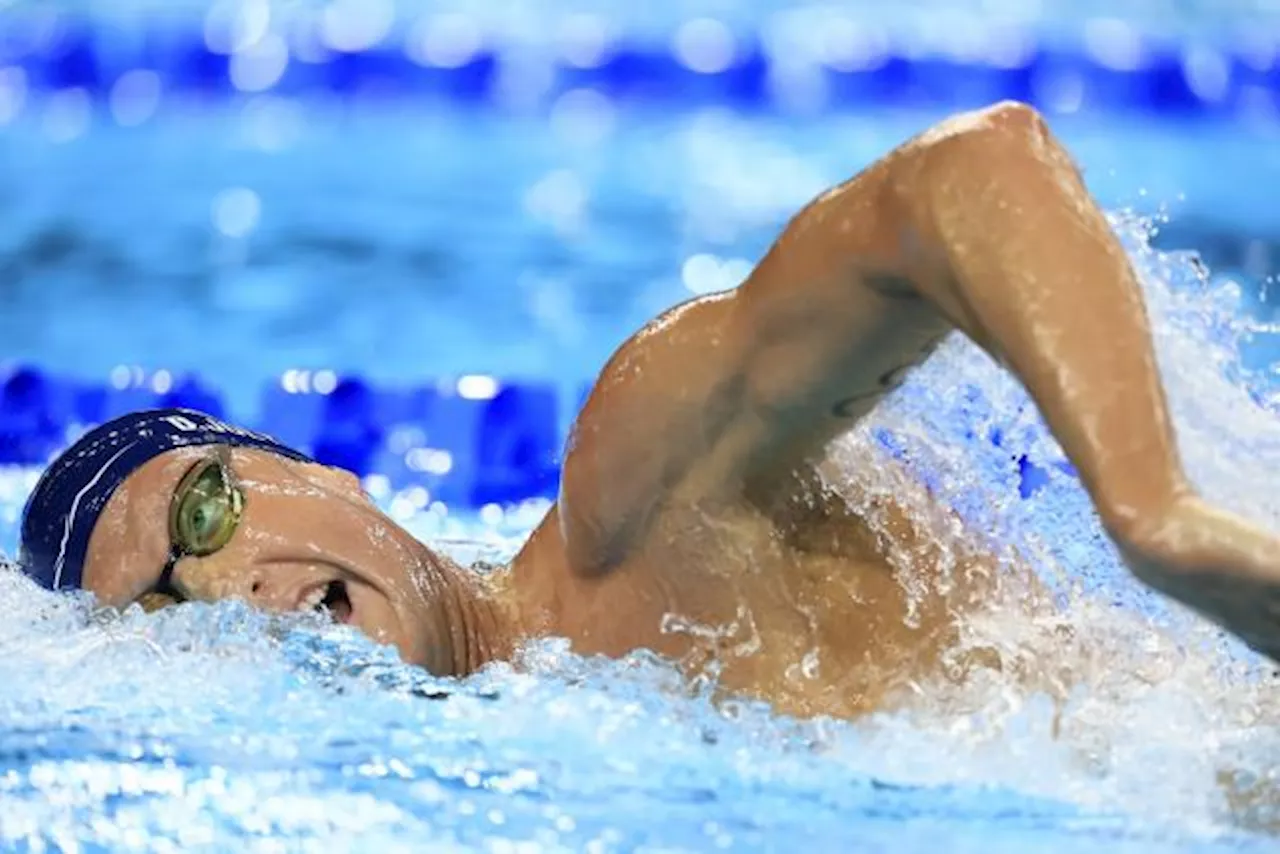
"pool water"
5,71,1280,854
2,106,1280,405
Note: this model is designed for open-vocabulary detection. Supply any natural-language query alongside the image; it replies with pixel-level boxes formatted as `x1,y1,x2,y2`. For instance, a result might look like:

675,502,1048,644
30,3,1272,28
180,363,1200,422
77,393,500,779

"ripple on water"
3,217,1280,850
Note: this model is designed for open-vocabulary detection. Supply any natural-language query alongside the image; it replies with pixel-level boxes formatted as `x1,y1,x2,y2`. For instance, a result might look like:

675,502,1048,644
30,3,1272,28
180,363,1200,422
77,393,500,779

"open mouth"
301,580,353,624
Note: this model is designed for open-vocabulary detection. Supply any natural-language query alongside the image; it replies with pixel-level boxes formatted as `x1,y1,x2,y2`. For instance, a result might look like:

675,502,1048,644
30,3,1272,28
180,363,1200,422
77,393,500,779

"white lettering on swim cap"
159,413,278,444
162,415,199,431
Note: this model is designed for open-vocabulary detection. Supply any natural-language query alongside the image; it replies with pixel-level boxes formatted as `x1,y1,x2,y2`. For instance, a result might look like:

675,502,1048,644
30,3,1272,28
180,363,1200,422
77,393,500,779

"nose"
168,554,315,614
168,554,257,605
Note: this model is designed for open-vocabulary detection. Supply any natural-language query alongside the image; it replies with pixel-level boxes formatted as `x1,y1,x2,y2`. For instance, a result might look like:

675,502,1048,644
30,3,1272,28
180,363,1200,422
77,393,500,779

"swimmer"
17,101,1280,718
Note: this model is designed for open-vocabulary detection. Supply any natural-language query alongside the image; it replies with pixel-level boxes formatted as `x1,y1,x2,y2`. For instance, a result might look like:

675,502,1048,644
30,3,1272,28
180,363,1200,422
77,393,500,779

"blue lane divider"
1,363,1072,508
84,375,228,424
473,383,560,505
258,376,328,451
311,377,384,477
0,14,1275,115
0,367,64,466
269,374,562,506
0,364,565,508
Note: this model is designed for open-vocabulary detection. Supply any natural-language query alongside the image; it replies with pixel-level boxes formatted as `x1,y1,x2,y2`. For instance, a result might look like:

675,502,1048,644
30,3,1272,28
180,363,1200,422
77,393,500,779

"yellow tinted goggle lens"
168,455,243,557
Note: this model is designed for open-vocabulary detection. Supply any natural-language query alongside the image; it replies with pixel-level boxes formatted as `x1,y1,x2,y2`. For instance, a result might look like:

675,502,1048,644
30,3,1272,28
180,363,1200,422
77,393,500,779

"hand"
1117,493,1280,661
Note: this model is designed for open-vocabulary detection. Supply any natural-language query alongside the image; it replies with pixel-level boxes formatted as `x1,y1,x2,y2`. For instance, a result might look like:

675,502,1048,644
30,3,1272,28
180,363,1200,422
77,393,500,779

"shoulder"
558,293,744,576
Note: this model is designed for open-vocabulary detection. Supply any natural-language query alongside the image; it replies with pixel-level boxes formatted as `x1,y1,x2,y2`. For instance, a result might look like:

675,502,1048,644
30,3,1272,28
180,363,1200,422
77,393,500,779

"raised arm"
557,101,1280,657
736,100,1192,535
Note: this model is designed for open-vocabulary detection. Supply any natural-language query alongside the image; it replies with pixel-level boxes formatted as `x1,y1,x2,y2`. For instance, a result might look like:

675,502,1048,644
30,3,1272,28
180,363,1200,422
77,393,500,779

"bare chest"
537,472,995,719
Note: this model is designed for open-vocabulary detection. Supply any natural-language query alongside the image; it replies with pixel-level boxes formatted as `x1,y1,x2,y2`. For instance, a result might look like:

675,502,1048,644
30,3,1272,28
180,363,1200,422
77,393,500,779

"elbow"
897,100,1063,202
883,100,1081,279
970,101,1063,169
931,101,1054,158
979,100,1051,136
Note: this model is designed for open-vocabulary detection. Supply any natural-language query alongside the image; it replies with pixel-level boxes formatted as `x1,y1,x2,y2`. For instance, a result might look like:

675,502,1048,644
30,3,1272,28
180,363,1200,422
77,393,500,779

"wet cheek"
182,538,275,600
87,498,164,603
127,494,173,570
364,620,398,648
357,543,435,665
176,561,232,599
361,523,422,591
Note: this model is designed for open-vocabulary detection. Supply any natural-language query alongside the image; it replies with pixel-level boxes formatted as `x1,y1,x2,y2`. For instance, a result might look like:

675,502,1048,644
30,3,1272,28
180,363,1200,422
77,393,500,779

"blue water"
0,591,1240,852
2,107,1279,405
6,8,1280,850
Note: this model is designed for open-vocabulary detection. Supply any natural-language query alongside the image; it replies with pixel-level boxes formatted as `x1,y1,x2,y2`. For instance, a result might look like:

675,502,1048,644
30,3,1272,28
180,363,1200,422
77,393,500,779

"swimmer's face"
80,446,465,674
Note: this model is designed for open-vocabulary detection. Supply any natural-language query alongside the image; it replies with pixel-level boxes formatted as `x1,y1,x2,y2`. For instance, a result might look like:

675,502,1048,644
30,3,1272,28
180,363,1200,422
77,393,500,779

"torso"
510,445,1015,719
502,154,1038,717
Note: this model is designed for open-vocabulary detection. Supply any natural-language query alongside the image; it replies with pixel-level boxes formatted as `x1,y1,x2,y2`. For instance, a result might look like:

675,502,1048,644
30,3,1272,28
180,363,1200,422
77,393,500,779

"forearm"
737,102,1280,659
888,103,1189,540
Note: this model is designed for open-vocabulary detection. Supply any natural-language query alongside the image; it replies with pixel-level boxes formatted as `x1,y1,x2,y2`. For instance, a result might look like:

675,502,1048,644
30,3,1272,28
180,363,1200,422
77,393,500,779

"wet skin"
82,446,512,678
73,101,1280,719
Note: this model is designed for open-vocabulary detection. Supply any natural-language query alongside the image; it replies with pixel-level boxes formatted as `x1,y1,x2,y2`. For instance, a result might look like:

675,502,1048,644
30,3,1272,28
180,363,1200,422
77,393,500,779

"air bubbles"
672,19,736,74
212,187,261,238
109,69,162,126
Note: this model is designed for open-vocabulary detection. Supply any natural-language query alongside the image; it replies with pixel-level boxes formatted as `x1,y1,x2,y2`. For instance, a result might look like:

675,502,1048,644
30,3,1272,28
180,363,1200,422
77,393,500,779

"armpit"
865,273,922,301
830,331,951,419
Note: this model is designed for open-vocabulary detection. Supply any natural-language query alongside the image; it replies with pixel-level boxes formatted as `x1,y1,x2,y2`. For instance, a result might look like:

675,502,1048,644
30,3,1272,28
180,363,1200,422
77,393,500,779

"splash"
807,212,1280,834
3,216,1280,848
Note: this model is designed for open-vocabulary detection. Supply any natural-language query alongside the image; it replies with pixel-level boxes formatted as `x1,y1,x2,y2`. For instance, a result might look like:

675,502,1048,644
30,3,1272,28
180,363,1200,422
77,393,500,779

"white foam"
810,213,1280,833
2,217,1279,843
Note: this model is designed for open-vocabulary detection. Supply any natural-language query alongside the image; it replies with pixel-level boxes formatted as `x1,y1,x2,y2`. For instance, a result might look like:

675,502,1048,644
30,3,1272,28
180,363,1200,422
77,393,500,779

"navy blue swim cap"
19,408,312,592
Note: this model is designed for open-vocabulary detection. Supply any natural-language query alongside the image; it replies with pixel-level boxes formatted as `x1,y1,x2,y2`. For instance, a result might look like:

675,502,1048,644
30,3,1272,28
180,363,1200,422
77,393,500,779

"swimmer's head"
19,409,507,675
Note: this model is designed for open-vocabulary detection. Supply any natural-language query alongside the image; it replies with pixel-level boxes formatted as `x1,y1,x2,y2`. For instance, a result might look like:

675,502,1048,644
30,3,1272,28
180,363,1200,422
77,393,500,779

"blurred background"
2,0,1280,519
9,8,1280,851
